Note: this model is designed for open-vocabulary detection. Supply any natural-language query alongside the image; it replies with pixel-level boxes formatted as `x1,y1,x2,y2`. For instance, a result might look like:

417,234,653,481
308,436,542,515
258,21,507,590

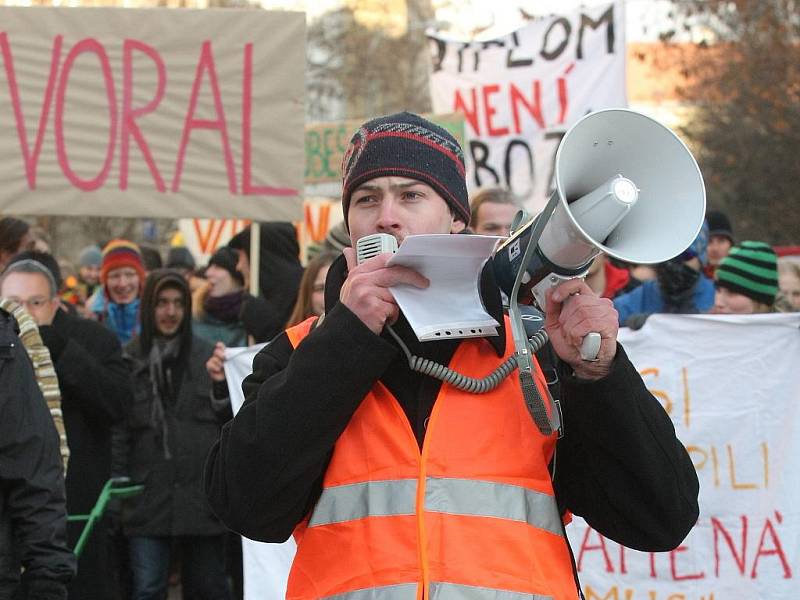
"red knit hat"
100,239,146,286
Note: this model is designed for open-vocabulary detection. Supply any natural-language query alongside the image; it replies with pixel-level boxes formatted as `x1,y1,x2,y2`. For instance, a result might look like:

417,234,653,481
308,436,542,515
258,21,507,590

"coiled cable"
386,324,549,394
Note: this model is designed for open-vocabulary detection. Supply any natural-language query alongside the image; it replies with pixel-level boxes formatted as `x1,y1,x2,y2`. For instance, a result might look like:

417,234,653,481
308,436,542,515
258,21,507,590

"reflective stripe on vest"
322,582,554,600
309,477,562,537
308,479,417,527
429,582,553,600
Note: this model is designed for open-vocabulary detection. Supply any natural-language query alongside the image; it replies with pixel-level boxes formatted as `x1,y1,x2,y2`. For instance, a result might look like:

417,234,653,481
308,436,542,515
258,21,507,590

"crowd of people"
0,113,798,600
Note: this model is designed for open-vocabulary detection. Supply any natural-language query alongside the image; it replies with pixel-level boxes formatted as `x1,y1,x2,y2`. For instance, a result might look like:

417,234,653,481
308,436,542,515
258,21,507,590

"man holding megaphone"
205,112,700,600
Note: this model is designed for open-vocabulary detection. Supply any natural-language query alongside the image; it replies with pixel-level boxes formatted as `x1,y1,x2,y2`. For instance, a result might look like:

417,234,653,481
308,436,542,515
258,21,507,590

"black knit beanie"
208,247,244,285
341,112,470,228
706,209,735,244
715,241,778,306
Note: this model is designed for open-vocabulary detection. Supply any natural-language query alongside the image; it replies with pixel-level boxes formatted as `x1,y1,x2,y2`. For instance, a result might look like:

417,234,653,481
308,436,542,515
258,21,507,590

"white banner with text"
428,1,626,211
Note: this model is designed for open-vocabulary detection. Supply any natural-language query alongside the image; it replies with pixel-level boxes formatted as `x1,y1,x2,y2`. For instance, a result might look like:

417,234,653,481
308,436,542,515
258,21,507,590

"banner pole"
250,222,260,297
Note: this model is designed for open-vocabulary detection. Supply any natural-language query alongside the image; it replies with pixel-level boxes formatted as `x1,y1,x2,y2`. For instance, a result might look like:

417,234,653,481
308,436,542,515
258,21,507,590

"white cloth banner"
224,344,296,600
428,1,626,211
224,313,800,599
567,313,800,599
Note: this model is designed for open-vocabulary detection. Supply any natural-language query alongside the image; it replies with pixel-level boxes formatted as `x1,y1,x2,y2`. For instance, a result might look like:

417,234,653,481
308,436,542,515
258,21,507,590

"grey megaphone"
494,108,706,359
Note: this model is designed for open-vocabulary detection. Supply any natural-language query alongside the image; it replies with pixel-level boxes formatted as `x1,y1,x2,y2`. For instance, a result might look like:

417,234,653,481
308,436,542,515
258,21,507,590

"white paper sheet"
387,234,502,341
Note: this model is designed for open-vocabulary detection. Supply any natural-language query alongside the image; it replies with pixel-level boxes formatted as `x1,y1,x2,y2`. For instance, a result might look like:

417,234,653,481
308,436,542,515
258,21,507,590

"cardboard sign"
0,7,304,220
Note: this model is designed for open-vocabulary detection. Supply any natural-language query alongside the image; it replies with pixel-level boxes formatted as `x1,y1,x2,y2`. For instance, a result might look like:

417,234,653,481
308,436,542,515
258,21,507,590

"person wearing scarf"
118,269,231,600
193,247,247,347
227,222,303,343
91,239,145,344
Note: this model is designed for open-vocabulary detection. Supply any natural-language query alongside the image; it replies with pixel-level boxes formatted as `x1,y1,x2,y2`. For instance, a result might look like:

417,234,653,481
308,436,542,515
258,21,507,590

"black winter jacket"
0,309,75,600
38,308,130,600
39,309,129,515
205,256,700,552
119,334,228,537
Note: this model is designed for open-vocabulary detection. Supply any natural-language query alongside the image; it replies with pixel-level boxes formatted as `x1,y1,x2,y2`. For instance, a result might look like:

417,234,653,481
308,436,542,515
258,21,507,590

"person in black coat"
0,306,76,600
1,254,131,600
227,222,303,343
118,269,231,600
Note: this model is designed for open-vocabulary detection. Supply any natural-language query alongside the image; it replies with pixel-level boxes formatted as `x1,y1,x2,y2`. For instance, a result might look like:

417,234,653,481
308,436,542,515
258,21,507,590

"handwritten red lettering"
577,527,615,573
1,33,62,190
172,41,237,194
241,43,296,196
509,81,545,133
453,87,480,135
120,39,166,191
670,543,705,581
54,38,117,191
481,84,508,137
712,516,747,576
751,512,792,579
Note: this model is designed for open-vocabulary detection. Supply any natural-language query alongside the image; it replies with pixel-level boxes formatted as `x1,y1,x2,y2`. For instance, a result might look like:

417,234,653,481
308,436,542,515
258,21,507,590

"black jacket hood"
228,222,304,329
139,269,193,359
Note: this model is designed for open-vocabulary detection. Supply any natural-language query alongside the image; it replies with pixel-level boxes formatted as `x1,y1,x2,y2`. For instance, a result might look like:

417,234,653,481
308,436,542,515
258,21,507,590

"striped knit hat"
340,112,470,228
715,241,779,306
100,239,146,285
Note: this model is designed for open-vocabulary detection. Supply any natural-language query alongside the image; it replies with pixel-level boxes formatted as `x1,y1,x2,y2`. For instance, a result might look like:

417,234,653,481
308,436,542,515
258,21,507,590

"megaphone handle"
531,275,601,361
580,332,601,361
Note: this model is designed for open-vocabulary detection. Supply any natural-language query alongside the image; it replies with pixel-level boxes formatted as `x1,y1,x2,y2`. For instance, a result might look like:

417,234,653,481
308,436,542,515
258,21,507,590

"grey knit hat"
78,245,102,268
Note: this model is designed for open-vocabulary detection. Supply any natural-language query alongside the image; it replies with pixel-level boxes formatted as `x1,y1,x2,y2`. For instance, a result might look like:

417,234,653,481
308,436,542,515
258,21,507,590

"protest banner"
0,6,304,221
222,313,800,599
428,1,626,212
224,343,294,600
569,313,800,599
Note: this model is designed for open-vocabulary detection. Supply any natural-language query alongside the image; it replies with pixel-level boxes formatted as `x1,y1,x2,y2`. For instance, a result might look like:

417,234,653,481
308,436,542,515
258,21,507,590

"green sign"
305,113,466,184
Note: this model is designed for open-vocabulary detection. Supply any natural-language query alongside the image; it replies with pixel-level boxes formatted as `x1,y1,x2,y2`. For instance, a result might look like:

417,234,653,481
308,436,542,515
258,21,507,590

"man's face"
473,202,518,237
347,176,465,246
1,271,60,326
707,235,733,266
79,264,100,286
206,264,240,298
154,286,185,337
711,286,761,314
106,267,140,304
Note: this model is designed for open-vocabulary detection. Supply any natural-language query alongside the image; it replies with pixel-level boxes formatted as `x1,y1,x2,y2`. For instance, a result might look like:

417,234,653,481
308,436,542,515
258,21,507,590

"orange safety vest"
284,317,578,600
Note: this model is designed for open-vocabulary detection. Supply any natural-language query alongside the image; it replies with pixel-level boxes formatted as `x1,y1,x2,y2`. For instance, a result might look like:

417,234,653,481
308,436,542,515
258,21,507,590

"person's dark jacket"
38,308,130,600
0,309,76,600
118,270,229,537
228,222,303,343
38,309,129,515
205,255,700,553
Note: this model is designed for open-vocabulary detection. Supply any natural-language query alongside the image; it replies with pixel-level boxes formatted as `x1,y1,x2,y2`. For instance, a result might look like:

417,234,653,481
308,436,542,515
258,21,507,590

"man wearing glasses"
1,255,132,600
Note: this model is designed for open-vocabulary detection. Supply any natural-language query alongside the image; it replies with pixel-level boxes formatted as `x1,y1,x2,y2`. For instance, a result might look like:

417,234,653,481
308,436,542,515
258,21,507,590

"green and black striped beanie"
715,241,779,306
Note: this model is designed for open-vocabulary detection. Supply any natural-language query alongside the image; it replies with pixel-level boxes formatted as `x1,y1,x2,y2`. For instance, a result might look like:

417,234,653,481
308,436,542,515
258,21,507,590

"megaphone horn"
494,108,706,358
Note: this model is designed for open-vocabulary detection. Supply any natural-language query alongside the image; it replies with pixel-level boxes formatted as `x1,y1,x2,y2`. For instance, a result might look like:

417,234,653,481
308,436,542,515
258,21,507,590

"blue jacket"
90,290,140,345
613,277,715,326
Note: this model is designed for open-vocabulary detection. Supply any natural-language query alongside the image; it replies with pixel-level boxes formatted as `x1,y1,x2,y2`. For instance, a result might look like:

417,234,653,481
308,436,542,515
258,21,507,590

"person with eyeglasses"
1,255,132,600
0,303,76,599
